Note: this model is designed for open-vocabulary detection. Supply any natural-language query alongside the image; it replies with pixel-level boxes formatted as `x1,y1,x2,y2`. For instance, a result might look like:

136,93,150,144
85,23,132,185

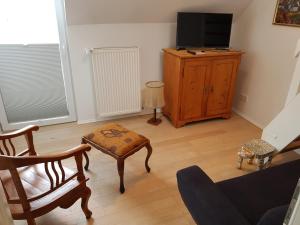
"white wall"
262,92,300,150
261,40,300,151
286,39,300,105
67,23,176,123
65,0,252,123
67,0,300,125
65,0,252,25
231,0,300,128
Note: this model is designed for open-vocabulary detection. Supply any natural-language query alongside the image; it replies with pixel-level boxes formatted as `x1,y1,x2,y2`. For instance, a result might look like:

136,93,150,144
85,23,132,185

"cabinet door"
206,58,239,116
181,60,211,120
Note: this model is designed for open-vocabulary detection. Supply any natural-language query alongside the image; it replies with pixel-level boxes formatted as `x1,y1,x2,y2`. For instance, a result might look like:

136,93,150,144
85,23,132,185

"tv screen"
176,12,233,49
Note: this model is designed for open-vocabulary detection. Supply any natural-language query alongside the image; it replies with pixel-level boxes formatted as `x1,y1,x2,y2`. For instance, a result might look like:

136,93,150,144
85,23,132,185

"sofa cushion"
257,205,288,225
217,159,300,225
177,166,251,225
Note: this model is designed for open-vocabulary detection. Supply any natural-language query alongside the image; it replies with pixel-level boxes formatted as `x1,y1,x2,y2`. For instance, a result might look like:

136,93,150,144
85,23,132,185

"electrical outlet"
239,94,248,103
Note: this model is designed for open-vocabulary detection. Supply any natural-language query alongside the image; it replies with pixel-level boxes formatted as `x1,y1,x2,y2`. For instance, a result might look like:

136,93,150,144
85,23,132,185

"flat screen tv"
176,12,233,49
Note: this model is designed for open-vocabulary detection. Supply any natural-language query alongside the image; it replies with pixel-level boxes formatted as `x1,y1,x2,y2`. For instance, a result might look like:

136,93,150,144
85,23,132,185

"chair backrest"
0,135,89,217
0,138,17,156
0,126,39,213
0,125,39,157
0,126,91,222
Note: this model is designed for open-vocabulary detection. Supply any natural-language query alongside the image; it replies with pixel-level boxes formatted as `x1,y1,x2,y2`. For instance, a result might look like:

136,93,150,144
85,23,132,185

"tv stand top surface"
163,48,243,59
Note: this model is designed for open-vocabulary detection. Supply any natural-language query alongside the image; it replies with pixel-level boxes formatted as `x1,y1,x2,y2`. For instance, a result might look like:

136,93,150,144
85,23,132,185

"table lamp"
142,81,165,125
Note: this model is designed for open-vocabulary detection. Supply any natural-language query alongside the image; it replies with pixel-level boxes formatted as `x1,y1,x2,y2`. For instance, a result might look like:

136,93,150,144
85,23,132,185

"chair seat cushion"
0,163,82,218
217,159,300,225
83,123,148,157
10,179,81,218
177,166,251,225
0,163,75,201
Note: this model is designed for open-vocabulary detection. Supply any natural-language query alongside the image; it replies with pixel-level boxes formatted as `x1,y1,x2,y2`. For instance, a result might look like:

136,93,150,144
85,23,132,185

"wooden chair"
0,125,92,225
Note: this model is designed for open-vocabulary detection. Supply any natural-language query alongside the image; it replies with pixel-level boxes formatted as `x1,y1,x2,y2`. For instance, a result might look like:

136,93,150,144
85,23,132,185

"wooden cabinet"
181,60,211,120
162,48,243,128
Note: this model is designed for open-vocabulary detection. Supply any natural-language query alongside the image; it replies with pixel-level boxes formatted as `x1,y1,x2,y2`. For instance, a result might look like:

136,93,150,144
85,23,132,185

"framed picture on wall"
273,0,300,27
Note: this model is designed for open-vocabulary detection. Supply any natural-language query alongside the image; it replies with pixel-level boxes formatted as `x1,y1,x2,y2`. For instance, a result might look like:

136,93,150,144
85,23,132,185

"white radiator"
90,47,141,117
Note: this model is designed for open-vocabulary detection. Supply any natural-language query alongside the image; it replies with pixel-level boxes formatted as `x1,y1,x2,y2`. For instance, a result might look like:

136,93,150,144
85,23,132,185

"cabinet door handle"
210,86,214,93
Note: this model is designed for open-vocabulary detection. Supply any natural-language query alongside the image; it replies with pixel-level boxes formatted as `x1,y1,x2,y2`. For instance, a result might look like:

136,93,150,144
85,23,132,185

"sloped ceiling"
65,0,253,25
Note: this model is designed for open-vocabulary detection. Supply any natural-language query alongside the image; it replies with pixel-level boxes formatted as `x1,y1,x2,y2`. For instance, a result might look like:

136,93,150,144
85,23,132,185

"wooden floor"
13,114,300,225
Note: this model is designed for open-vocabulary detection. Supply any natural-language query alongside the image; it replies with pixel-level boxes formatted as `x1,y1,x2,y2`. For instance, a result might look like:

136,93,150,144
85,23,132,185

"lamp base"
147,117,162,126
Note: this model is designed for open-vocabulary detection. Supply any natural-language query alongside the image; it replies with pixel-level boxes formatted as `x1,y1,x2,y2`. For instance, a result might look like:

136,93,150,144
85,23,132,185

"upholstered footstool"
237,139,277,171
82,123,152,193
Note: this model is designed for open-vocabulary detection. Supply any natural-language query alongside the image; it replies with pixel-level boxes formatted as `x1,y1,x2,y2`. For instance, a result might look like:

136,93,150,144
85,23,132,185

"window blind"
0,44,69,123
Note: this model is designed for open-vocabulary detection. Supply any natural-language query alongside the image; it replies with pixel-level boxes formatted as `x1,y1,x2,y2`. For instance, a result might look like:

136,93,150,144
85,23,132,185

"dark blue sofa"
177,159,300,225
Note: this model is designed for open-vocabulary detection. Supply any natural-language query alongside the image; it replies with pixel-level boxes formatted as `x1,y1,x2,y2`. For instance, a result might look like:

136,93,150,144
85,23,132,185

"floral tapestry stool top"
82,123,152,193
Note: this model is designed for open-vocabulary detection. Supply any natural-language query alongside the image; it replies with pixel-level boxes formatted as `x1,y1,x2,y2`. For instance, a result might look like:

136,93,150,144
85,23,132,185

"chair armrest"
176,166,251,225
0,144,91,169
0,125,39,139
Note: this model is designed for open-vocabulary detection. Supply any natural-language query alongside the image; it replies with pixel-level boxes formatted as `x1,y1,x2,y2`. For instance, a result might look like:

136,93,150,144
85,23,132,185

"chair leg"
83,151,90,171
117,159,125,194
81,187,92,219
26,217,36,225
145,143,152,173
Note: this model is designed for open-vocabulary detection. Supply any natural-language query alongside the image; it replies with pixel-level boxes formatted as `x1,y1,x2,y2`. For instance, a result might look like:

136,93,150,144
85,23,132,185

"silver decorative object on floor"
237,139,277,170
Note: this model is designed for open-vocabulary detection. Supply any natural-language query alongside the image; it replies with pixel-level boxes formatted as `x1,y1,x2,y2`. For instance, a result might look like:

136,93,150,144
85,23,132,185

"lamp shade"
142,81,165,109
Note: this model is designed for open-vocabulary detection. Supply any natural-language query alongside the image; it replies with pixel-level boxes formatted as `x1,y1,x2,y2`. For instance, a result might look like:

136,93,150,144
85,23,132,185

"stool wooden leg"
145,143,152,173
117,159,125,194
81,139,90,171
83,151,90,171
